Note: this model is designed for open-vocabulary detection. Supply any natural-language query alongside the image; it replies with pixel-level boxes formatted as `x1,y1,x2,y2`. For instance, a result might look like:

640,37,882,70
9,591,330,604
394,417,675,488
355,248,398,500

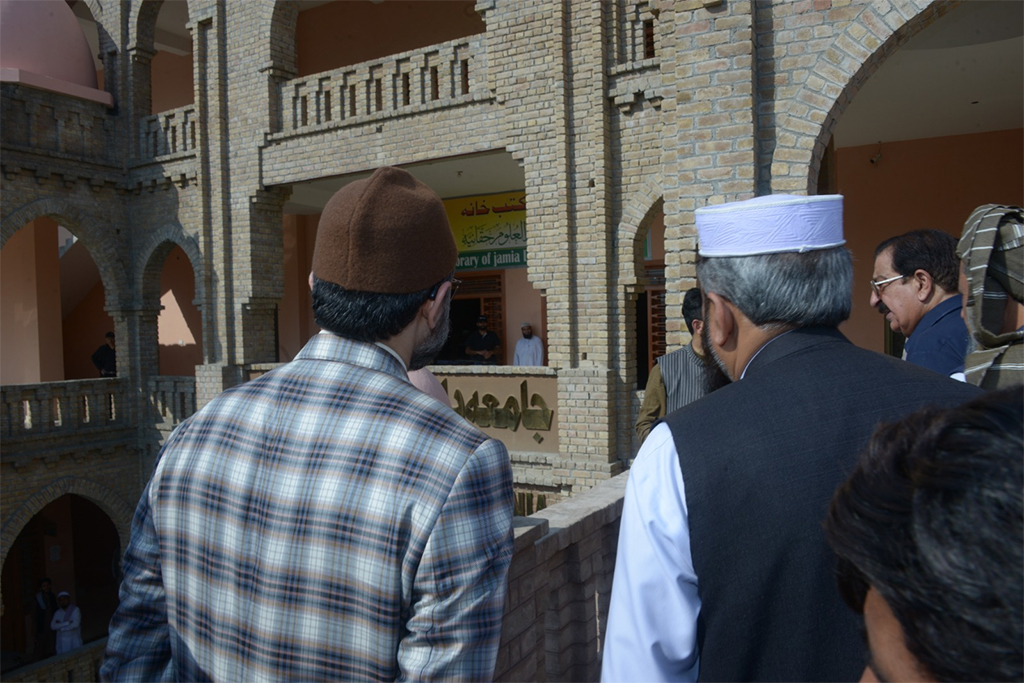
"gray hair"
696,247,853,328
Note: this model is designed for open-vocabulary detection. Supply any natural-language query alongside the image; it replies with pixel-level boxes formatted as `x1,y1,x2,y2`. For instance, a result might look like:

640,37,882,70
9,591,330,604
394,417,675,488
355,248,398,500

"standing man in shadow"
464,314,501,364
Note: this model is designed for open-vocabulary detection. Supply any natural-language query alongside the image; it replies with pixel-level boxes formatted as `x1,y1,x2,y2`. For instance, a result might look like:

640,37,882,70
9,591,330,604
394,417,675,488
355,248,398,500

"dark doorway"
0,495,121,674
636,292,649,389
437,298,481,363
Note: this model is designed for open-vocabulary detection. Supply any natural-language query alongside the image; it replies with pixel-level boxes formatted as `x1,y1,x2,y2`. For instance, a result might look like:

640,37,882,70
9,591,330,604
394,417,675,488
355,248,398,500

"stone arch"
769,0,959,195
135,224,204,310
616,177,665,291
614,178,665,461
128,0,197,53
134,226,206,376
0,477,135,577
266,1,301,77
77,0,121,86
0,196,130,304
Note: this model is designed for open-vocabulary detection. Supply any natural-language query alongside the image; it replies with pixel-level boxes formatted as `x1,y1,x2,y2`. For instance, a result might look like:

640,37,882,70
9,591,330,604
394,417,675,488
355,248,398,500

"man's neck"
732,324,795,379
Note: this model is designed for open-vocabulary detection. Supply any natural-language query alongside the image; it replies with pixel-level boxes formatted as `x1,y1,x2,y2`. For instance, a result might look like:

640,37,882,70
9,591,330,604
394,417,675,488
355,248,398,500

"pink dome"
0,0,110,105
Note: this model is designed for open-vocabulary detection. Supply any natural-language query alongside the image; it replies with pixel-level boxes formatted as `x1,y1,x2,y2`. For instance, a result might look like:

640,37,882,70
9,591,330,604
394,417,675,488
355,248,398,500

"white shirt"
601,423,699,682
52,605,83,654
513,335,544,366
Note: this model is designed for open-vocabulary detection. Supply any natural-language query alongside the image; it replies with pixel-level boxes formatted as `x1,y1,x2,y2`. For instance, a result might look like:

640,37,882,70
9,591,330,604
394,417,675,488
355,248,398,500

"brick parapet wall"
2,473,627,683
495,472,625,682
2,638,107,683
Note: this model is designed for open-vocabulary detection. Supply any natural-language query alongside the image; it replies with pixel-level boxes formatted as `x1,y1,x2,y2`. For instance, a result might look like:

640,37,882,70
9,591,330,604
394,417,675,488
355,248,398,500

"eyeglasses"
870,274,904,295
428,277,462,300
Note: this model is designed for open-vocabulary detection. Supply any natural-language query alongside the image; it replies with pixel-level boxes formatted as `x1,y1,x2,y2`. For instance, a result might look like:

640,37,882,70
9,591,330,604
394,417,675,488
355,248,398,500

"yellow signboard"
443,191,527,270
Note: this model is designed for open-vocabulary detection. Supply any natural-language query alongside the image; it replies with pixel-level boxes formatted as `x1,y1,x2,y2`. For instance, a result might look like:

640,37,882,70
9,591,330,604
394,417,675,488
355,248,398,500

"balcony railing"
148,375,196,432
274,35,485,137
1,638,107,683
138,104,197,160
1,379,126,441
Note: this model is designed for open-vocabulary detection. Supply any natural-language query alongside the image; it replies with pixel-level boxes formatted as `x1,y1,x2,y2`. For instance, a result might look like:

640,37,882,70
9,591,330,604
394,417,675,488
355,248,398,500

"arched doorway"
157,246,203,376
0,495,120,673
0,218,114,384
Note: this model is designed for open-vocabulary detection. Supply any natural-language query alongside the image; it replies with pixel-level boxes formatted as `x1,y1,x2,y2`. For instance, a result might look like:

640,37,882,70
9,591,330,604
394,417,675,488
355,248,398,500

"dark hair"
311,276,436,343
825,387,1024,682
697,247,853,329
105,331,115,339
875,230,960,293
682,288,702,334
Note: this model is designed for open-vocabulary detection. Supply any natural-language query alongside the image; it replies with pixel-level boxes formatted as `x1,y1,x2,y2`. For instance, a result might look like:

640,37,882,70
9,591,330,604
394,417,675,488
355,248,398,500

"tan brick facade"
1,0,955,677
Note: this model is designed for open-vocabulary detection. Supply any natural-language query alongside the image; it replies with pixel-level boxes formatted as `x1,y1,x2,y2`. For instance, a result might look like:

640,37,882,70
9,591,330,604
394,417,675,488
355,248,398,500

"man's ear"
422,281,451,329
691,318,704,336
704,291,735,347
912,269,934,301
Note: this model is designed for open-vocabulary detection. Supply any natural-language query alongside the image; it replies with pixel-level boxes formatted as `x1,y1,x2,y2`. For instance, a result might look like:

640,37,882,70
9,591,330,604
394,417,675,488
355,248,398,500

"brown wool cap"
312,166,457,294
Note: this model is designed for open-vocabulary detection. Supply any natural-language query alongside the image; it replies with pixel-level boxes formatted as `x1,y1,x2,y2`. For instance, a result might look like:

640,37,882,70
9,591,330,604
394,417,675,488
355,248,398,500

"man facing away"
635,287,721,444
602,194,979,682
513,321,544,366
957,204,1024,388
826,387,1022,682
102,167,515,681
870,230,969,378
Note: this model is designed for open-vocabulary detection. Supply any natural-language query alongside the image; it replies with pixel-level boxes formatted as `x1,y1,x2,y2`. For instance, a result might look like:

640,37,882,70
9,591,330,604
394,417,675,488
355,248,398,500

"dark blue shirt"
904,296,969,376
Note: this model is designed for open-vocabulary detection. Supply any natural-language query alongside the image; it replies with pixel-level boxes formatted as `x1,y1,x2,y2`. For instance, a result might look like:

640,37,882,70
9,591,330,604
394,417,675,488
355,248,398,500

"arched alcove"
1,493,124,672
0,218,116,383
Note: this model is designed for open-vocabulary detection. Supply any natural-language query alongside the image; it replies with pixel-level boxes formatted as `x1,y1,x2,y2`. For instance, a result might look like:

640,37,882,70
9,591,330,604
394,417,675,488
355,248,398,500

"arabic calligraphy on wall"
443,191,528,271
441,379,555,445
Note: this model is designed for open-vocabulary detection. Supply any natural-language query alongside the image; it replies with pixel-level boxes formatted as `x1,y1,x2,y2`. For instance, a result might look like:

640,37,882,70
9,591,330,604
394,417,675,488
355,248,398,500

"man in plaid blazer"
102,167,515,681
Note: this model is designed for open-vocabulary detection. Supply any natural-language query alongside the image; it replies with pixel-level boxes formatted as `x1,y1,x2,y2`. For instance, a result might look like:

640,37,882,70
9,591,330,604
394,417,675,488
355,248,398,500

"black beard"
409,302,451,371
522,332,533,339
701,314,733,391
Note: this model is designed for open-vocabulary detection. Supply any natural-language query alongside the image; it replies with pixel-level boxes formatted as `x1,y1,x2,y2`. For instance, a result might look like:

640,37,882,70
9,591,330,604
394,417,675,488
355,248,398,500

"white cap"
696,194,845,257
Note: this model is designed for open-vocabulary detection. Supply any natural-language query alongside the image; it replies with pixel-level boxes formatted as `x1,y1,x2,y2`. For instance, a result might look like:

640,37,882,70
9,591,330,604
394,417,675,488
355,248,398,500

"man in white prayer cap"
51,591,82,654
601,195,979,683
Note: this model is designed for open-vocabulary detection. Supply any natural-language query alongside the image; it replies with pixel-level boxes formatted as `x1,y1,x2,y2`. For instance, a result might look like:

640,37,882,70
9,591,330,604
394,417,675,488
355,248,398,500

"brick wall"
496,473,626,681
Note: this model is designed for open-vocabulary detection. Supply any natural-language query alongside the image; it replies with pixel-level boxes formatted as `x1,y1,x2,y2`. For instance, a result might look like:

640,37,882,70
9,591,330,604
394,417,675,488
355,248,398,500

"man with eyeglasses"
603,195,979,682
103,167,514,681
870,230,969,378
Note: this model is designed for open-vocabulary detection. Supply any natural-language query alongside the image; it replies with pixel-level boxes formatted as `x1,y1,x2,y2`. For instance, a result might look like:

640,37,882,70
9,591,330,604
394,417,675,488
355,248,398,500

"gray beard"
702,313,736,386
409,302,451,371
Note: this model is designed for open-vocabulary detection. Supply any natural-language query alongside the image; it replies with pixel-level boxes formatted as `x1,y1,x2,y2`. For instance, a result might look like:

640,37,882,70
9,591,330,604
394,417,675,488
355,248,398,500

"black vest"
663,327,980,681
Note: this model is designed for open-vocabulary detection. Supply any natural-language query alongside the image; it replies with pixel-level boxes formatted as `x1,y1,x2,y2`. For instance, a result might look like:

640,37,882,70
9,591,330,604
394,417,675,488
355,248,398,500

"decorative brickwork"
0,1,970,674
1,476,135,576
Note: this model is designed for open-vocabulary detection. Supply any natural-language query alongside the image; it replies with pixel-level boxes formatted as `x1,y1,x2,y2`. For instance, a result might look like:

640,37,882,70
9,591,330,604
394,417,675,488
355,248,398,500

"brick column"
660,0,758,349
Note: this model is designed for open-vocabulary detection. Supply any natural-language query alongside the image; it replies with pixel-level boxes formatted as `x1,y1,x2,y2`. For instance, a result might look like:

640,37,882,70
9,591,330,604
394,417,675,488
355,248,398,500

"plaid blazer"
101,334,515,682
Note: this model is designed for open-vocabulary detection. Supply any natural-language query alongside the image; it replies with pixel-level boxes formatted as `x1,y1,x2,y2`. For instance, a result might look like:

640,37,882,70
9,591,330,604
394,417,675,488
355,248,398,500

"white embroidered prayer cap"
695,194,845,257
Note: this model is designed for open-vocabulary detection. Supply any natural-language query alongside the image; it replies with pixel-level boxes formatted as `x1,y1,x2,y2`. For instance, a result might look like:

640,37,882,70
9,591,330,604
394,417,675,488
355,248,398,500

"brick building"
1,0,1020,679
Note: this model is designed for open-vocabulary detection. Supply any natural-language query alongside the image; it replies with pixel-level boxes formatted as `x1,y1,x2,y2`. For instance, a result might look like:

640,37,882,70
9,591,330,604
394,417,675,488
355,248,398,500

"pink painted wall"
836,128,1024,354
62,281,113,380
1,218,65,384
296,1,484,77
151,50,193,114
503,267,545,362
158,246,202,376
